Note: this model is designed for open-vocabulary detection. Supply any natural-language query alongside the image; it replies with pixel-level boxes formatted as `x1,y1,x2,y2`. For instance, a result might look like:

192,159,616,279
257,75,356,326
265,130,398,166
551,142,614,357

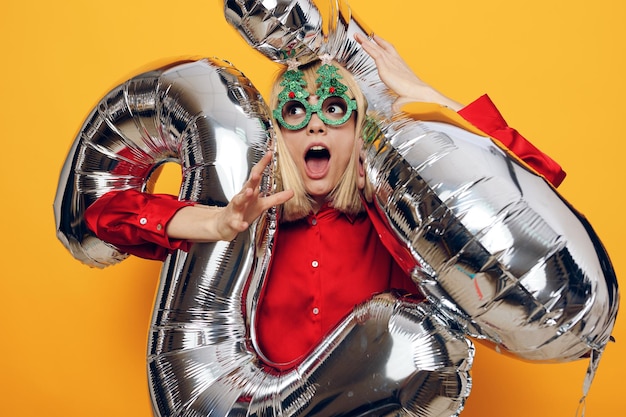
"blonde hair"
270,60,370,222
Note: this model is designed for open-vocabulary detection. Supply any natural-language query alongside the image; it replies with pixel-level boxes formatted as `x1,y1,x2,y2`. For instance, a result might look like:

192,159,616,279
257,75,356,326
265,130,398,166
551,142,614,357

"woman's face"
279,94,357,206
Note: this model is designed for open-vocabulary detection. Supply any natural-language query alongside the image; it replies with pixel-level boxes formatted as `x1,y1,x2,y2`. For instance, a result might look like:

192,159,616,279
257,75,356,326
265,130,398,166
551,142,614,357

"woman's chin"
304,184,333,202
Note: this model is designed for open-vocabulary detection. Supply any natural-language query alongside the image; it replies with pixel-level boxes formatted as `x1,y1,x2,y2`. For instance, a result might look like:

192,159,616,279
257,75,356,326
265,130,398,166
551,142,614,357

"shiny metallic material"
362,118,619,362
224,0,325,65
55,59,474,416
223,0,398,117
54,58,272,268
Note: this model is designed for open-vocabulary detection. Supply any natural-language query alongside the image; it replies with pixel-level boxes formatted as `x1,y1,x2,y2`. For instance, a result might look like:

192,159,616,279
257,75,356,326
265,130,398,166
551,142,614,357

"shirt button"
312,260,319,268
311,218,318,226
139,217,148,225
156,224,163,231
312,307,319,315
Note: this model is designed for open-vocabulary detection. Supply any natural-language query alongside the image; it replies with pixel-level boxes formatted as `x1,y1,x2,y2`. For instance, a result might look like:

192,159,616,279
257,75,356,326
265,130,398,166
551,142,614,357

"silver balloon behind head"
223,0,402,123
224,0,326,64
318,0,399,117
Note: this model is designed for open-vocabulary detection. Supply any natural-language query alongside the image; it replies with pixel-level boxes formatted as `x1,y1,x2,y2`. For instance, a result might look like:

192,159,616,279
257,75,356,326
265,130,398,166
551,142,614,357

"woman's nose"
307,112,326,134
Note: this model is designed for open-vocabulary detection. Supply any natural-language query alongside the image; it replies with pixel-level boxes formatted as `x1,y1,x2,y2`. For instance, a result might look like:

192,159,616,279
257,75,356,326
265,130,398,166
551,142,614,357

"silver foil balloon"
55,59,474,416
224,0,326,65
54,58,271,267
362,117,619,363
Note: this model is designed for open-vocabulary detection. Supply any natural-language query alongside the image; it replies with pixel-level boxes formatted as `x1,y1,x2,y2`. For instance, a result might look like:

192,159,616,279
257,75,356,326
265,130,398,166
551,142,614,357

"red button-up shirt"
255,205,418,367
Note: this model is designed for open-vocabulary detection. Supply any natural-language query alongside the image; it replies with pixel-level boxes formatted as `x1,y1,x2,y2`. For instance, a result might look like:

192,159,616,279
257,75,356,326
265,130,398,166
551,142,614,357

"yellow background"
1,0,624,415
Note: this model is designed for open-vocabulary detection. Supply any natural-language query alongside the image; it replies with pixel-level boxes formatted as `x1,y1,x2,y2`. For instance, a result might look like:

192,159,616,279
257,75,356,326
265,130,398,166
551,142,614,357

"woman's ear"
357,137,366,190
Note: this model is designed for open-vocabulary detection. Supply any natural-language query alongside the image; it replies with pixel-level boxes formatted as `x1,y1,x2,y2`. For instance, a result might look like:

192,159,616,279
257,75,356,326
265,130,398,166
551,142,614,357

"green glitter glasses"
273,62,357,131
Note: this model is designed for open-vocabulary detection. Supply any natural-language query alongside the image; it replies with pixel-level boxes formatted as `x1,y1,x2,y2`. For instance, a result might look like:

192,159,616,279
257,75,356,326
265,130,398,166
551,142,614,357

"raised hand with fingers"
166,151,293,242
354,32,463,111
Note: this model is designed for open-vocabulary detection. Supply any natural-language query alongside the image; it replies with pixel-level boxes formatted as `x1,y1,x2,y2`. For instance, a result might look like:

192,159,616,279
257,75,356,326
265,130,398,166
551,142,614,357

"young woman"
84,34,565,368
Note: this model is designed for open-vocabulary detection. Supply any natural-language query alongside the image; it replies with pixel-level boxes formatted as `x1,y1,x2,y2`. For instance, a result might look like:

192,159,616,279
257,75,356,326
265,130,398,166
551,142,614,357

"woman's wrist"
408,84,463,111
166,205,225,242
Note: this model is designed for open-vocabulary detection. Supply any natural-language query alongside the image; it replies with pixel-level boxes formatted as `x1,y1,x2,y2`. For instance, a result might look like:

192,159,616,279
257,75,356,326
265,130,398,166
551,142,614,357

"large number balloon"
224,0,619,363
364,118,619,362
54,58,474,416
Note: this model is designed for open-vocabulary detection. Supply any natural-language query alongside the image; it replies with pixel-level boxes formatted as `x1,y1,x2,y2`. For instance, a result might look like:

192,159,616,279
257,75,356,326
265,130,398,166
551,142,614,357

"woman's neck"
310,195,329,214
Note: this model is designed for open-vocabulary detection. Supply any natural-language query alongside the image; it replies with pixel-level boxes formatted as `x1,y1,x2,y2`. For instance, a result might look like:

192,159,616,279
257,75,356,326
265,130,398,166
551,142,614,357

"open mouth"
305,145,330,177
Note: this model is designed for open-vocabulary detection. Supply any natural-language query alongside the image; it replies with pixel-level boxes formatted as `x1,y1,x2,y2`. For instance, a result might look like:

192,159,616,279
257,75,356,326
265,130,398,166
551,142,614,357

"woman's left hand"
354,33,463,112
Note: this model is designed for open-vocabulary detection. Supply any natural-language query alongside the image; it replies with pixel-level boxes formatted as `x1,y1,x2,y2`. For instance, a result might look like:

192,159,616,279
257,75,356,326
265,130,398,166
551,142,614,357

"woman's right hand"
166,151,294,242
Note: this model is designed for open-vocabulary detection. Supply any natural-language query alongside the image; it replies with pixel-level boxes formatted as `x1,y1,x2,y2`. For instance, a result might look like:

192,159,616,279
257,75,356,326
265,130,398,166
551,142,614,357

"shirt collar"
307,203,360,224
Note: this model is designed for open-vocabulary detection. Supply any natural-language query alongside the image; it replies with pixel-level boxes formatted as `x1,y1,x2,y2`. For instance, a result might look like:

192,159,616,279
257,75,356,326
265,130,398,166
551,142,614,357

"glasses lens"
321,96,350,121
281,100,308,127
318,96,356,126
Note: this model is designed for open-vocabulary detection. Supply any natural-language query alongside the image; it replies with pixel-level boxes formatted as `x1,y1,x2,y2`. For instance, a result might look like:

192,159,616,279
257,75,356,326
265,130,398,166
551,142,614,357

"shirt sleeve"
84,189,195,261
458,94,566,187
